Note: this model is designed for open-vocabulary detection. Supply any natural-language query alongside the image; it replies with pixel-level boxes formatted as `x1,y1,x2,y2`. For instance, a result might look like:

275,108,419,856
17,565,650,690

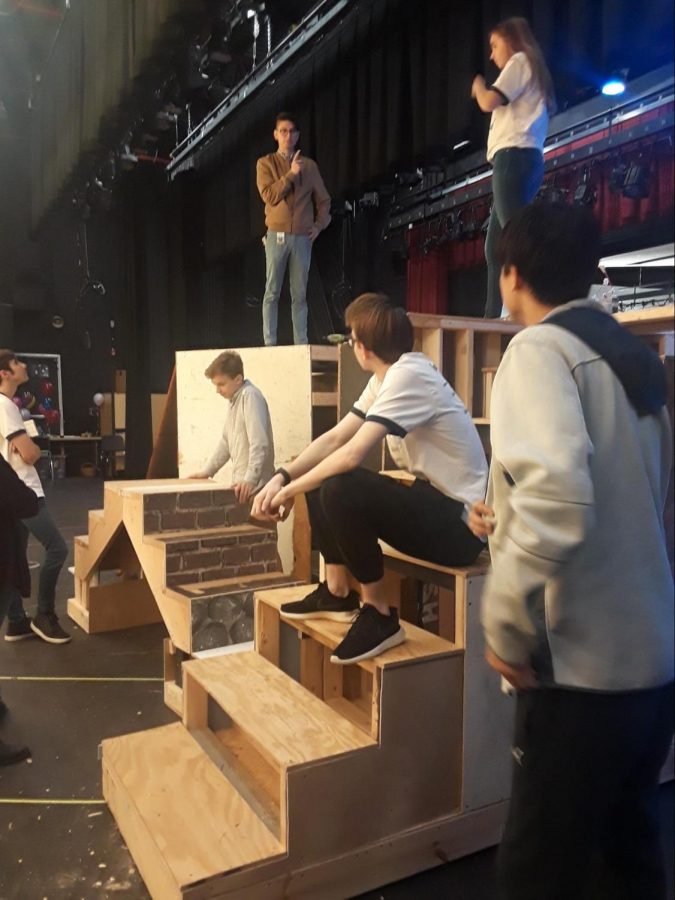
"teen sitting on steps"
252,293,487,664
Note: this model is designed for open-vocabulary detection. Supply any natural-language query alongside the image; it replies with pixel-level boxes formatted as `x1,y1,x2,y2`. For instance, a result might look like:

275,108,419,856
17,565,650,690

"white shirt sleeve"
364,364,435,436
491,52,531,103
0,397,26,442
351,375,379,418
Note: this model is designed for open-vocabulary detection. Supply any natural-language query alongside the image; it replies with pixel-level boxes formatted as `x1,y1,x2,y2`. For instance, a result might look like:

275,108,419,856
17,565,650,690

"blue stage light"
602,77,626,97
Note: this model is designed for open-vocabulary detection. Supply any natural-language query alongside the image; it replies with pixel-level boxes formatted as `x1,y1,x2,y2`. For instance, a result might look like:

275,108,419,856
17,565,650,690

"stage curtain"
30,0,183,229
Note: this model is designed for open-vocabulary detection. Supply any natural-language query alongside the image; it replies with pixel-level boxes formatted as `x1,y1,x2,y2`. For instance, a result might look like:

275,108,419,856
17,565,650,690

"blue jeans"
7,498,68,623
262,230,313,345
484,148,544,318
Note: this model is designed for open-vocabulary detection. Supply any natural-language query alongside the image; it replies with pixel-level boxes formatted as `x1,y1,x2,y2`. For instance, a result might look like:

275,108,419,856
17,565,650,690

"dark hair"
497,203,601,306
204,351,244,380
345,293,413,363
275,111,298,130
0,349,17,383
491,17,556,114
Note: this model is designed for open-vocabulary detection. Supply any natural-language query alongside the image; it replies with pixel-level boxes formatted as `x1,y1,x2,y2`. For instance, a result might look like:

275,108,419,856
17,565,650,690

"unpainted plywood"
182,652,375,772
102,723,285,896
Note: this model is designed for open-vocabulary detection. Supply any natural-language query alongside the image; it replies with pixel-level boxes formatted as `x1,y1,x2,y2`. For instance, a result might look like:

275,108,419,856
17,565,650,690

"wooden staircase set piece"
67,479,293,655
103,581,511,899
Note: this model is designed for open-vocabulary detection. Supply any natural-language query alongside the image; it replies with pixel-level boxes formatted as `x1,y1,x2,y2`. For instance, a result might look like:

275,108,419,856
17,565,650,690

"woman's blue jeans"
484,148,544,318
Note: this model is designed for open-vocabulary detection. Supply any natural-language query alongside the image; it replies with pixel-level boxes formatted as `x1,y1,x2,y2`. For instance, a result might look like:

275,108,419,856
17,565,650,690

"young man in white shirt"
190,351,275,503
0,351,70,644
468,204,673,900
253,293,487,664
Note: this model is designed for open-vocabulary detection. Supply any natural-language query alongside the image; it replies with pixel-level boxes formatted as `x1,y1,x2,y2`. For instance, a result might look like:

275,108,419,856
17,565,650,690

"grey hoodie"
482,301,673,691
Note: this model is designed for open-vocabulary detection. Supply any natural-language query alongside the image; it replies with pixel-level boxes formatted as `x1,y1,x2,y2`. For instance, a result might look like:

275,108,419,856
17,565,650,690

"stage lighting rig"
573,167,596,206
622,157,650,199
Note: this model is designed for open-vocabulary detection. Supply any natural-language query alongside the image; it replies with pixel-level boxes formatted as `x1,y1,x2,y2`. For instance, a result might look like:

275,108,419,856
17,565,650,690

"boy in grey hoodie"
469,203,673,900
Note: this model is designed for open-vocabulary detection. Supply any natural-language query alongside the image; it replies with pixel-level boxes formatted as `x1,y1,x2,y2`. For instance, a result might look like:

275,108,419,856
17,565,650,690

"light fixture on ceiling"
601,70,628,97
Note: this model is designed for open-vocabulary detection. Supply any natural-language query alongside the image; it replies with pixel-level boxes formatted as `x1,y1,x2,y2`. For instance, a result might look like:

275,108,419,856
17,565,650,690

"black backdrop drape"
37,0,672,476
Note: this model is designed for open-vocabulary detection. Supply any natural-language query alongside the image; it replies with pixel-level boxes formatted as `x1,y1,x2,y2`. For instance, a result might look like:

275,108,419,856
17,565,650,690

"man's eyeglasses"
277,128,297,135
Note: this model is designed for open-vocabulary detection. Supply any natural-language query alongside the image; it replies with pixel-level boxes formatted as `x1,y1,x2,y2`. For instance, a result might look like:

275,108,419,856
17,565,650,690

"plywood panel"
285,655,463,868
176,346,315,575
257,586,460,671
461,573,514,811
102,723,284,894
182,800,507,899
183,652,375,771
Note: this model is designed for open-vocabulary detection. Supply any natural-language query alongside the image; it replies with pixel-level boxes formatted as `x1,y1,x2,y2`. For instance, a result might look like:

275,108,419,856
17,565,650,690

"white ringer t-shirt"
0,393,44,498
487,52,548,162
351,352,488,509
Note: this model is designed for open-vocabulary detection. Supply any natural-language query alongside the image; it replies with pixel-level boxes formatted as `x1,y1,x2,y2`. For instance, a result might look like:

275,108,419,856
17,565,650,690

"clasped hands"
251,474,294,522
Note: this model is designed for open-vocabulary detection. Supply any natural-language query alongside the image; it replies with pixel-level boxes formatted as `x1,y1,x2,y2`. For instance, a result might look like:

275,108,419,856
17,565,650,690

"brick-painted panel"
251,542,278,562
238,563,265,576
161,511,198,531
201,535,240,548
144,512,161,533
225,504,251,526
144,493,179,511
197,509,228,528
221,545,251,565
183,550,222,570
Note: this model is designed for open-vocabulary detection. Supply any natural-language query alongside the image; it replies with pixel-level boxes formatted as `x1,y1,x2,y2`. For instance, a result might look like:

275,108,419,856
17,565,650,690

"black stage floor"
0,477,672,900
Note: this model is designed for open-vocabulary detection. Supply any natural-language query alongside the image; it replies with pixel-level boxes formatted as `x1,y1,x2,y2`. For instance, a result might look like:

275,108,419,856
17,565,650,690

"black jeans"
499,682,675,900
7,498,68,622
306,469,484,584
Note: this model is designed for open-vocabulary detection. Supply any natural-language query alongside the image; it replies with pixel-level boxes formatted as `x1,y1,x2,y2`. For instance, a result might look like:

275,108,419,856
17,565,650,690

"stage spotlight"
394,168,423,187
573,168,596,206
601,70,628,97
609,159,628,194
462,208,480,240
539,179,567,204
622,160,650,199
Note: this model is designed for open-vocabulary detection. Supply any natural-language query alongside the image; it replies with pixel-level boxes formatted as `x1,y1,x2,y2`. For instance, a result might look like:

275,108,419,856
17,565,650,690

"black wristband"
274,467,291,486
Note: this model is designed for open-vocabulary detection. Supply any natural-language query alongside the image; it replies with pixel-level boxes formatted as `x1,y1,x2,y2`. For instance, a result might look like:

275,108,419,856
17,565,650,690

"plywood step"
102,722,285,900
257,586,460,672
183,652,376,773
88,509,104,527
169,571,297,599
144,523,274,547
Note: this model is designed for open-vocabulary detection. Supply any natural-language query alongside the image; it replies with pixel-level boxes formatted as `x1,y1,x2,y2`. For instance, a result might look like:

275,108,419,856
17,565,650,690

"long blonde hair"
492,17,556,115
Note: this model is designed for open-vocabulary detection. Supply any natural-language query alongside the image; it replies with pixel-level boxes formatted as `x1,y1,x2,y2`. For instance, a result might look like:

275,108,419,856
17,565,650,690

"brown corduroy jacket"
256,152,331,235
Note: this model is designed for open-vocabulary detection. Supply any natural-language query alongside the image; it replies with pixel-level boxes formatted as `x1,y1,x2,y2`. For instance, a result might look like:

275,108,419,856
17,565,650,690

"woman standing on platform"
471,17,556,318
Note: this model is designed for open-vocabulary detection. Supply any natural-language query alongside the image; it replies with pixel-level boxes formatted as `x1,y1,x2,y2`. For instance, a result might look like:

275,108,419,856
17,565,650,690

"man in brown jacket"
256,111,331,345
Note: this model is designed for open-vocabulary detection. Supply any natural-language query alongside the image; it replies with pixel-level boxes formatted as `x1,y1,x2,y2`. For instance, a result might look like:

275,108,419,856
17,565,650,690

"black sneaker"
280,582,360,622
31,613,72,645
330,605,405,664
0,697,7,721
0,739,31,767
4,618,36,642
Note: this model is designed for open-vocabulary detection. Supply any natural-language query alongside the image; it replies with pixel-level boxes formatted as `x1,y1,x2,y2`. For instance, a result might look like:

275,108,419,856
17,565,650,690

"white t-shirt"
487,52,548,161
352,352,488,509
0,393,44,498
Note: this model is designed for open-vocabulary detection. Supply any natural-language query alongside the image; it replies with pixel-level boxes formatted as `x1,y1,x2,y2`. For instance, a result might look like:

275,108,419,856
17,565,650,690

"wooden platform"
103,582,512,898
